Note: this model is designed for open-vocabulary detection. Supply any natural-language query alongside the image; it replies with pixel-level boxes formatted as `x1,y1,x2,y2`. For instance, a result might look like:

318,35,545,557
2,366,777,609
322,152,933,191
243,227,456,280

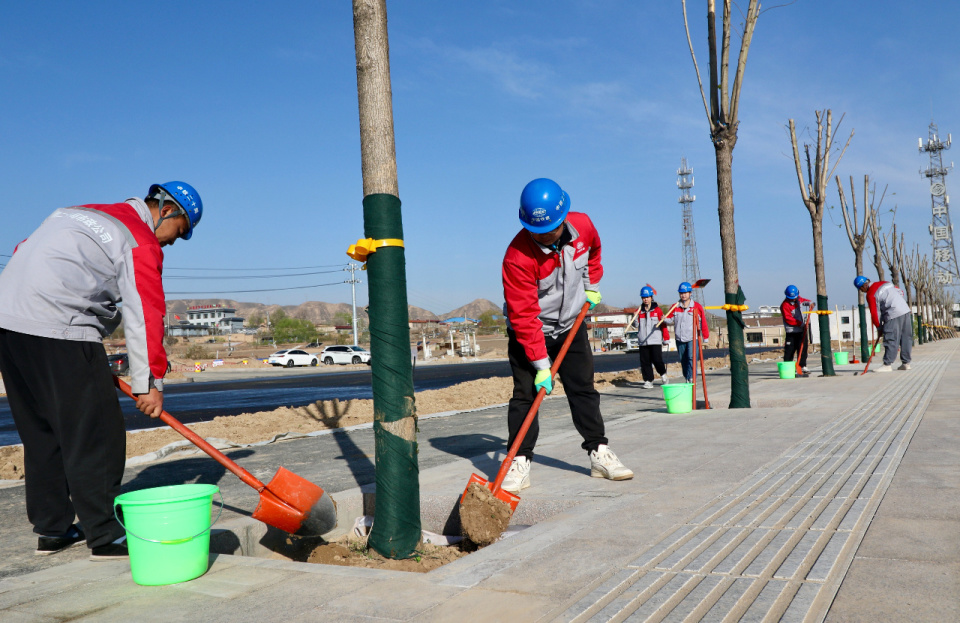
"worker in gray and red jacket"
781,285,814,374
500,178,632,494
631,286,670,389
0,182,202,560
855,275,912,372
663,282,709,383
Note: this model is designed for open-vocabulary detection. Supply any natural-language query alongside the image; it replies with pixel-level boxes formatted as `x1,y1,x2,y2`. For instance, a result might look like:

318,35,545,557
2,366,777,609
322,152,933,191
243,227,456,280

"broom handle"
861,334,883,376
697,311,710,409
691,309,698,411
113,376,267,492
491,302,591,494
795,306,814,374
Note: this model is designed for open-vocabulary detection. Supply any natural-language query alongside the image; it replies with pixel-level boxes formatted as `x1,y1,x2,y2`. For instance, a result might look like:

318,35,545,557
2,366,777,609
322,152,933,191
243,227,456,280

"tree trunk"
855,254,869,359
353,0,420,560
714,131,750,408
811,218,835,375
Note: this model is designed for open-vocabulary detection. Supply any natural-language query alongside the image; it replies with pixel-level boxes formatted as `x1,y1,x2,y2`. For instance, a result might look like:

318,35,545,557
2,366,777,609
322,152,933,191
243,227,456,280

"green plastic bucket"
777,361,796,379
662,383,693,414
114,484,221,586
834,351,849,365
874,343,883,353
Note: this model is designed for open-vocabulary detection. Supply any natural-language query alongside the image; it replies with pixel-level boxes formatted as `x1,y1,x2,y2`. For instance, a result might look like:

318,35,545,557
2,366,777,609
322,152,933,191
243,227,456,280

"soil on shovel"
304,535,466,573
459,481,513,547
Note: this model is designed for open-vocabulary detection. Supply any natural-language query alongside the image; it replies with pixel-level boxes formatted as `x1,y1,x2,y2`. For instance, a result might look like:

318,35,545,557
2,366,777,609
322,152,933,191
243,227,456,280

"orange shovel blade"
252,466,337,536
461,472,520,513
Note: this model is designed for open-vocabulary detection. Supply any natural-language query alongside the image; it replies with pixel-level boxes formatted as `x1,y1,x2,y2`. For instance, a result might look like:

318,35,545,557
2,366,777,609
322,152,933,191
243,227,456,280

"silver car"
320,345,372,365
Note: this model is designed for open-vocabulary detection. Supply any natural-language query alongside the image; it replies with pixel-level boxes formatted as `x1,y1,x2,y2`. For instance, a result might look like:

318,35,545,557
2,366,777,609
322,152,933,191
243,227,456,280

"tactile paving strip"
556,345,953,623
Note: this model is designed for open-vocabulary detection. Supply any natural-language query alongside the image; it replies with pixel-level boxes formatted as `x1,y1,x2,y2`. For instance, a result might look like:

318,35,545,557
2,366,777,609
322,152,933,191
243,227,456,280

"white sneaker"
660,375,668,385
501,456,531,493
898,363,911,370
642,381,654,389
589,445,633,481
874,364,893,373
801,367,809,374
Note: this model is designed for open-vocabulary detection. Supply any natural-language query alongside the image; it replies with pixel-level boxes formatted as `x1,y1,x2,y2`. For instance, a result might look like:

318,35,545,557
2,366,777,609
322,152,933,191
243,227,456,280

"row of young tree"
683,0,956,405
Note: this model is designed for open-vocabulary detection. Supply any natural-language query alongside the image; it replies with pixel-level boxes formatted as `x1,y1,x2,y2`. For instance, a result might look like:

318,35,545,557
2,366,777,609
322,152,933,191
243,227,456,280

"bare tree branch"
682,0,713,130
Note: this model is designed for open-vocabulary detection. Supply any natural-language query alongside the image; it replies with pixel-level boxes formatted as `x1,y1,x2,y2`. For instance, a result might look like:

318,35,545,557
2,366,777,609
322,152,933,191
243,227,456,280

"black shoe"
35,525,85,556
90,542,128,561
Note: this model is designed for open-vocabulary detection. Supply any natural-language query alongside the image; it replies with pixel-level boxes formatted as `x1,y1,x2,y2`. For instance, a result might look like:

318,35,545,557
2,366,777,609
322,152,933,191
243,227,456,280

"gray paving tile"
659,574,724,623
700,577,756,621
781,583,823,623
739,579,789,622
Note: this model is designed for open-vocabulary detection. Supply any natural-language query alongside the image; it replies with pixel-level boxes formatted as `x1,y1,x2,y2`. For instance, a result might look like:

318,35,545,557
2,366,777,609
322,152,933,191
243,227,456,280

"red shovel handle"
113,375,267,492
491,301,592,494
861,334,882,375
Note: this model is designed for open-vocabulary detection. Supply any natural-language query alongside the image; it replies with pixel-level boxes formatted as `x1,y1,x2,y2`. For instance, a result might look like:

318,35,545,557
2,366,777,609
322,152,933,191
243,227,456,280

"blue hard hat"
854,275,869,289
519,178,570,234
785,285,799,299
640,286,654,298
678,282,692,293
149,181,203,240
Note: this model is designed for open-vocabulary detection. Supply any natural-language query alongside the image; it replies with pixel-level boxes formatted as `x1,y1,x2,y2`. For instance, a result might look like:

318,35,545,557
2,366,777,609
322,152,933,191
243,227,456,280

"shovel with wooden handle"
114,376,337,536
656,278,711,328
860,334,883,375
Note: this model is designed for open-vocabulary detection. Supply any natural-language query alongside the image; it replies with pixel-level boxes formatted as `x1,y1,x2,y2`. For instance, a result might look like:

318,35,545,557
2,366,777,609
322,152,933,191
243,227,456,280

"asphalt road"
0,348,769,446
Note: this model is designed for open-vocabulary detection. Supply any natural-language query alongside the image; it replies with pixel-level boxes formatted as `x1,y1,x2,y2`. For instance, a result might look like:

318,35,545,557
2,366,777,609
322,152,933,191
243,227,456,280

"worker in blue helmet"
781,285,814,374
662,282,709,383
501,178,632,494
0,181,204,560
854,276,912,372
630,285,669,389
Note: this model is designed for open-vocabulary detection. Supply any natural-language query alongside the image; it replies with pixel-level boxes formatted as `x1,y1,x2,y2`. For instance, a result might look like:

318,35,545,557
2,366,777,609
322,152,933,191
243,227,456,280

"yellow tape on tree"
346,238,404,262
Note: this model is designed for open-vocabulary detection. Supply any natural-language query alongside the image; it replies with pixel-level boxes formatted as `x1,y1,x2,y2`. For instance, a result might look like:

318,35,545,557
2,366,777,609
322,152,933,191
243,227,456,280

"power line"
165,280,349,295
164,268,347,280
165,263,348,271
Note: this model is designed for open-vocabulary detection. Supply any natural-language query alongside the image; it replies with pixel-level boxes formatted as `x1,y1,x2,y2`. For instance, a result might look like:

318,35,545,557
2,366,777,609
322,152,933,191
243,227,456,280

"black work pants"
784,331,808,368
638,344,666,381
0,329,126,548
507,323,607,459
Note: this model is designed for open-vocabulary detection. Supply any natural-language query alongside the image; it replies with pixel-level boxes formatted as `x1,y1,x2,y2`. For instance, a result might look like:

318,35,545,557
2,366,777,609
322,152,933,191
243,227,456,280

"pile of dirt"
306,534,465,572
458,481,513,547
0,446,24,480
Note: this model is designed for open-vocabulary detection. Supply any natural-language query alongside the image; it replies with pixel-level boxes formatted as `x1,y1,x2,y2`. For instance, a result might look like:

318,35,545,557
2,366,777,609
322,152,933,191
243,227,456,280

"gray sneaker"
898,363,911,370
589,445,633,480
501,456,531,493
874,364,893,373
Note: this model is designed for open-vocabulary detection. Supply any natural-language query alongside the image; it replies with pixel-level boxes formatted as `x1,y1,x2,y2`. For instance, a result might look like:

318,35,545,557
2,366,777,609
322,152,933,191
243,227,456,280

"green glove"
585,290,601,310
534,369,553,394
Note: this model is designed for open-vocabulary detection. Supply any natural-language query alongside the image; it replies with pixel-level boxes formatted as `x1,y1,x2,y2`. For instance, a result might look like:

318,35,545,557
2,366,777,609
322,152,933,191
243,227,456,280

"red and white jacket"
502,212,602,370
866,281,910,328
664,301,709,343
780,297,813,333
0,199,169,394
631,304,669,346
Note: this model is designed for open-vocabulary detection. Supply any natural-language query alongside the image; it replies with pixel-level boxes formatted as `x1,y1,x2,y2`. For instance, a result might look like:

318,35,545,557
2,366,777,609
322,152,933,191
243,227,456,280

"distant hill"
440,298,500,320
167,299,444,325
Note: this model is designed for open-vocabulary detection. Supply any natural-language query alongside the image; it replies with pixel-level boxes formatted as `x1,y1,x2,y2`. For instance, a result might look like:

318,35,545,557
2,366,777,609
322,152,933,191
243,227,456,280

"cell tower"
919,122,960,286
677,157,704,306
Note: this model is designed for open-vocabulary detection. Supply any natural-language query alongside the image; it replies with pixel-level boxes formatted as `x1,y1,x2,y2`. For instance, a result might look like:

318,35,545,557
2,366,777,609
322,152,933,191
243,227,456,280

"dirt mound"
0,446,24,480
306,535,465,572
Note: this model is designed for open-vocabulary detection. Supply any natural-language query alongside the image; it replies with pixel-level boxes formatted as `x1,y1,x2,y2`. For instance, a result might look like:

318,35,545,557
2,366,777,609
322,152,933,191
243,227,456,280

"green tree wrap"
362,193,421,559
858,304,869,360
725,286,750,408
817,295,835,376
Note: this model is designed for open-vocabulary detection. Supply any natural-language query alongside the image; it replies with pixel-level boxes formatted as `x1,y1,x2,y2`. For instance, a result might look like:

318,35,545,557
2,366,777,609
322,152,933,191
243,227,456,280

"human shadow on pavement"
306,400,376,488
122,449,255,517
429,433,590,477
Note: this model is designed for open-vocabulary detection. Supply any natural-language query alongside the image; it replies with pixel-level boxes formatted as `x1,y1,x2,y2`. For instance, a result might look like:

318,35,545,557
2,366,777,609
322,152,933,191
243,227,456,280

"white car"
624,331,640,352
267,349,319,368
320,345,372,365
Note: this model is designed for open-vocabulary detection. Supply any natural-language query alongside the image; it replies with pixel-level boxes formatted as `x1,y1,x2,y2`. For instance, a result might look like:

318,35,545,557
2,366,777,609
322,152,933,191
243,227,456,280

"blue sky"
2,1,958,315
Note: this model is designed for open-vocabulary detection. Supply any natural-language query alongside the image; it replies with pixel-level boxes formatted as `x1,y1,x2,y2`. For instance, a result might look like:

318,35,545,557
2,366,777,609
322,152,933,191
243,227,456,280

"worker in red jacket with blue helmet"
0,182,202,560
781,285,814,374
631,286,670,388
500,178,633,494
663,282,709,383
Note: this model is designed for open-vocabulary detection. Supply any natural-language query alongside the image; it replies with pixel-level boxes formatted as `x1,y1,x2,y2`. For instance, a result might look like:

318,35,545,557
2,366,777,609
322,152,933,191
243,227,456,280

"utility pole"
352,0,420,560
345,263,361,345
